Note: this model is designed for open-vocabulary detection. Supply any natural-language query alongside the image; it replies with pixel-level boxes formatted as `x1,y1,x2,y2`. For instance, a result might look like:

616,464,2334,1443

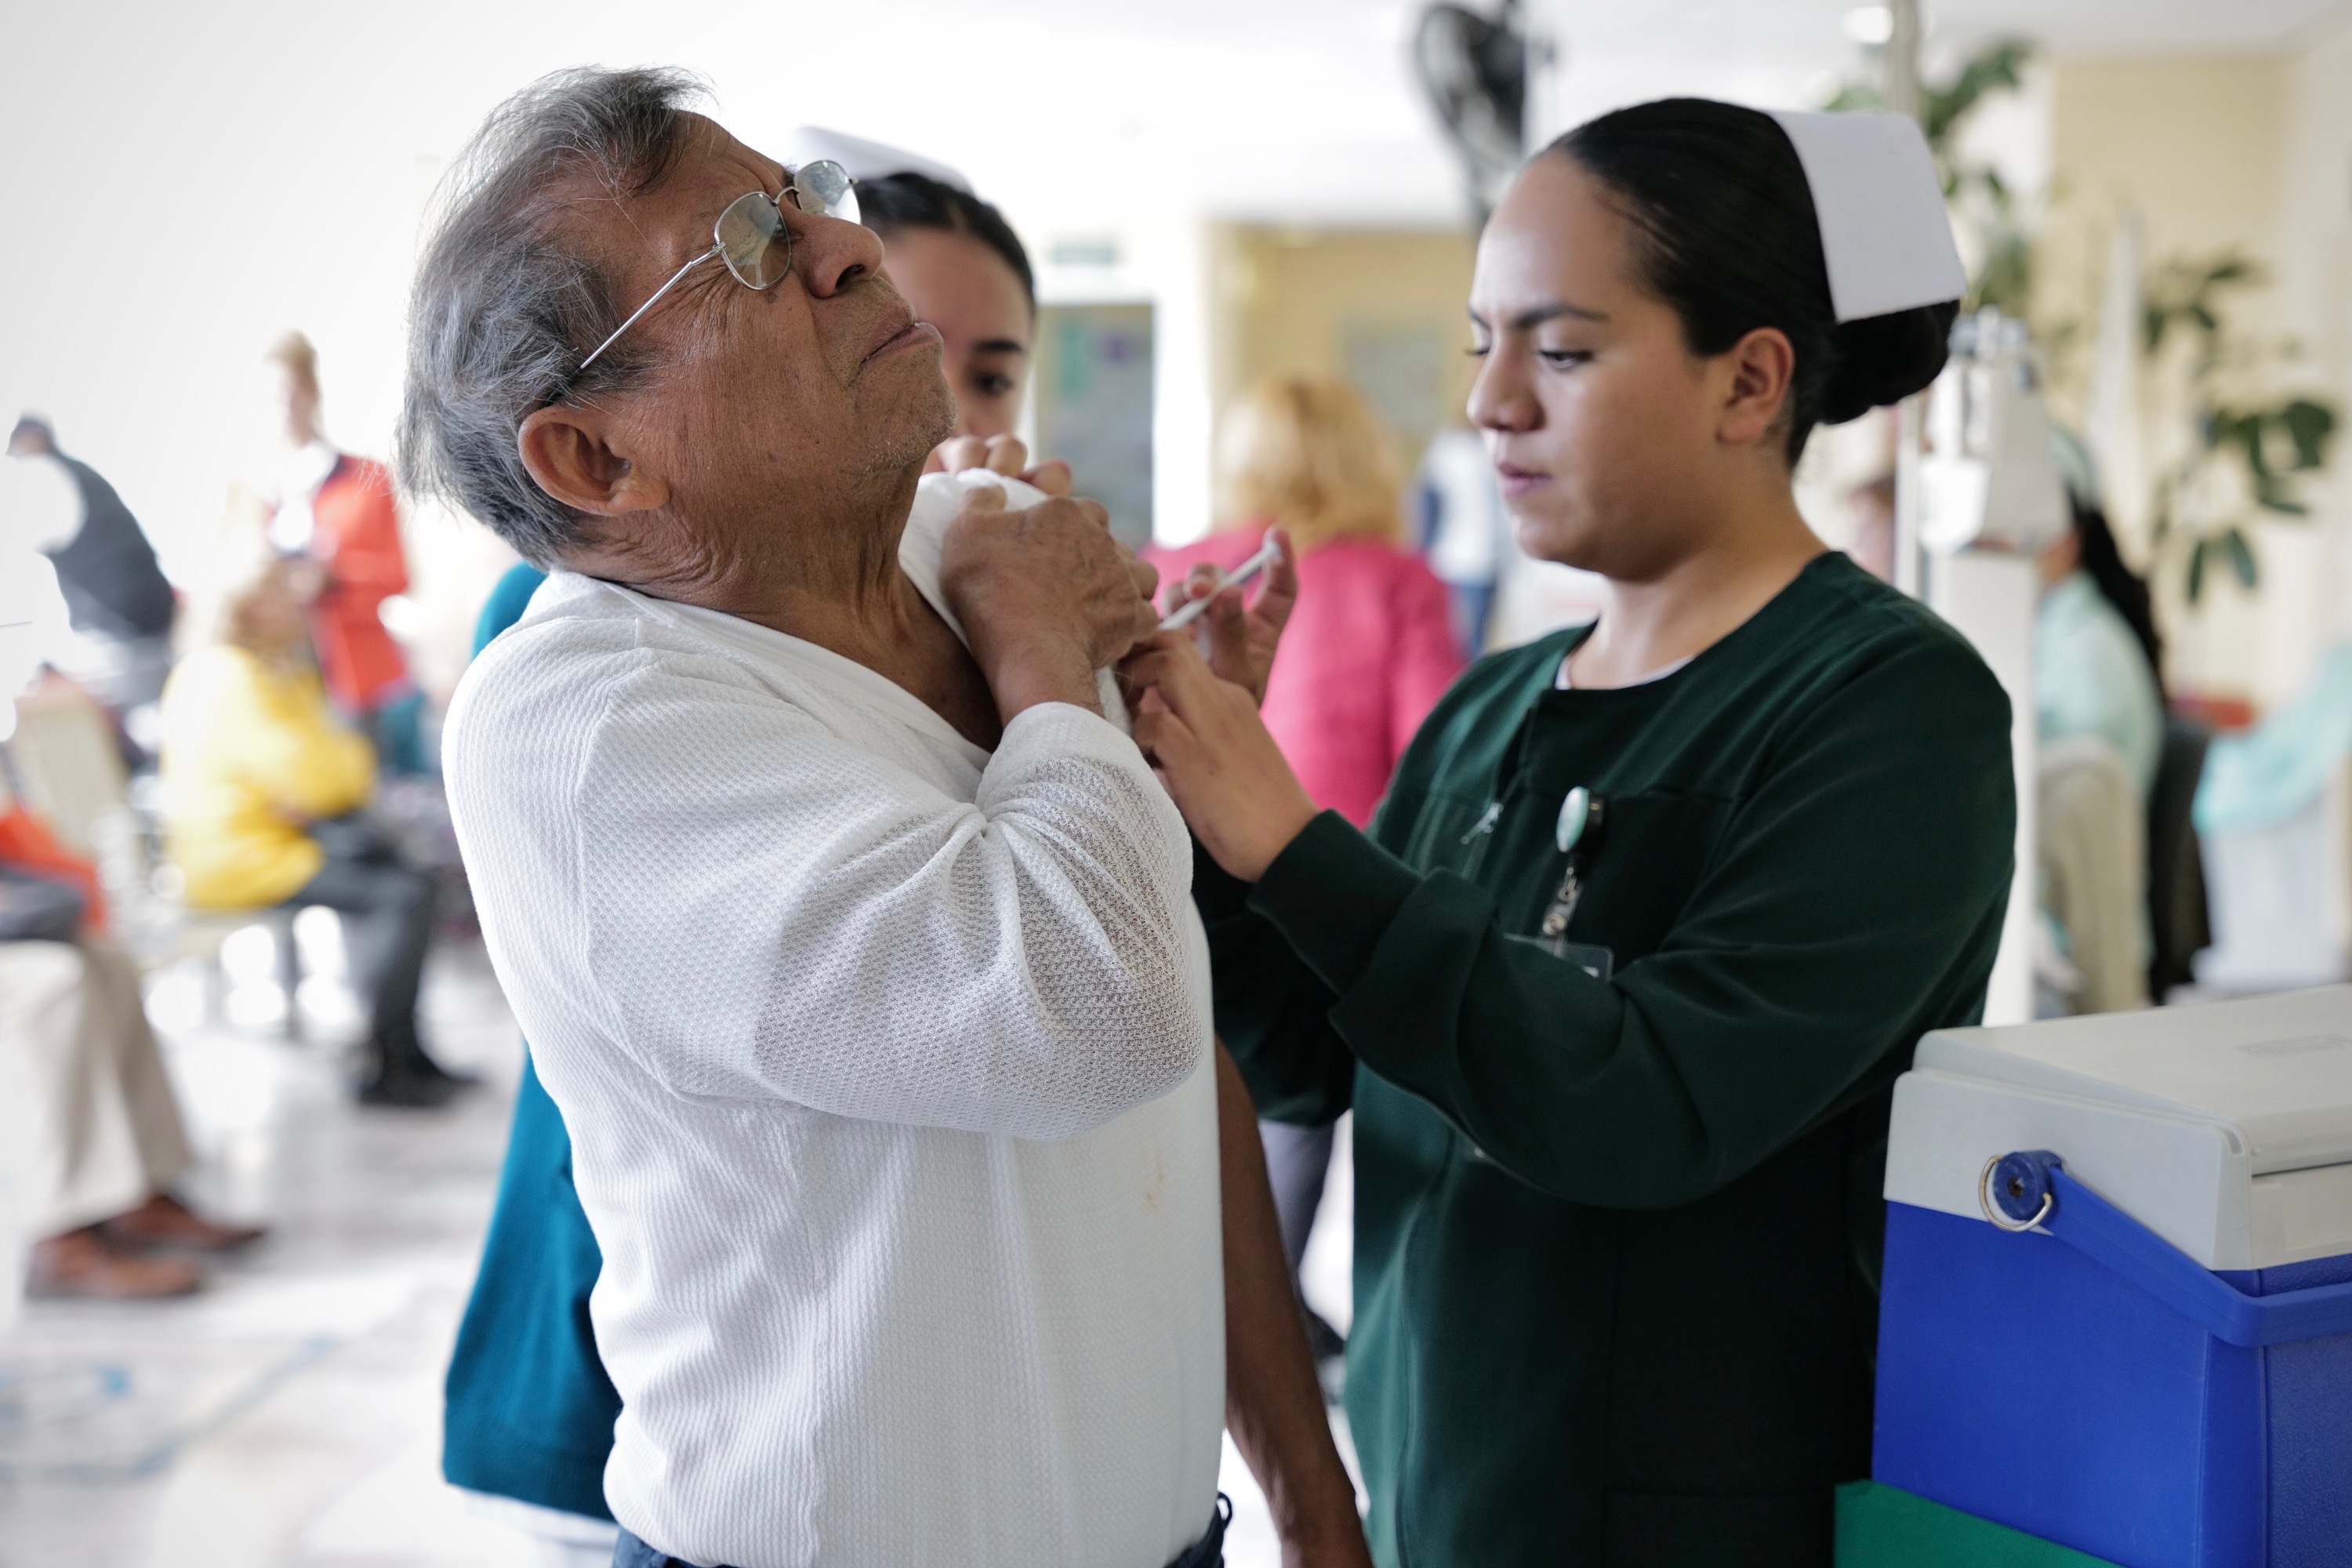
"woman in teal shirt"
2036,497,2165,797
1128,101,2016,1566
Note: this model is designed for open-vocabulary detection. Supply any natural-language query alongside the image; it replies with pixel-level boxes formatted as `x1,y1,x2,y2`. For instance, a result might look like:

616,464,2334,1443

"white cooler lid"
1889,987,2352,1269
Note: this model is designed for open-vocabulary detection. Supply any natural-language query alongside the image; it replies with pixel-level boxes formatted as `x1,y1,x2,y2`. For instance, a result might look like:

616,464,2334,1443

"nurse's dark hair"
1549,98,1958,463
857,172,1036,309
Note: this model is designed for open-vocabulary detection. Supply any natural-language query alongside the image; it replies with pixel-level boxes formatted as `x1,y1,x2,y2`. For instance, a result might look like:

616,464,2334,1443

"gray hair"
397,67,703,564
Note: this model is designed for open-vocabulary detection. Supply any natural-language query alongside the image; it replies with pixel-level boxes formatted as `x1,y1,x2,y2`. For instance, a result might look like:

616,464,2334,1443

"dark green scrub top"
1201,553,2015,1568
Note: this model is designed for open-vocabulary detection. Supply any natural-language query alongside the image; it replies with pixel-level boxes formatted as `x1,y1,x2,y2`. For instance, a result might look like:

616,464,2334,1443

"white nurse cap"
783,126,973,194
1763,111,1967,323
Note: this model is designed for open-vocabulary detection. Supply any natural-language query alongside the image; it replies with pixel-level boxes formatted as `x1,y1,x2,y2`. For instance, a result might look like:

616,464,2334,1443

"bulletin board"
1033,303,1155,550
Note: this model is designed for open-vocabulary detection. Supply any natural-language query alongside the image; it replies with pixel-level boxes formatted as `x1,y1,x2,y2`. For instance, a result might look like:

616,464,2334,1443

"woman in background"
1154,376,1463,829
2032,495,2167,1011
1149,374,1463,1371
2037,495,2165,797
159,549,456,1106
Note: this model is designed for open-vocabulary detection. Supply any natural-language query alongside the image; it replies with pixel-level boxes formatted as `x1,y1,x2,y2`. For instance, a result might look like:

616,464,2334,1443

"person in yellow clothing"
161,551,462,1105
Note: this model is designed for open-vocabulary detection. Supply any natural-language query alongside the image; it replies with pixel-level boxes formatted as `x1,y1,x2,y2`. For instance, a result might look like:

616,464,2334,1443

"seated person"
2037,497,2164,799
2034,497,2166,1011
2,807,259,1299
158,547,460,1105
407,68,1362,1568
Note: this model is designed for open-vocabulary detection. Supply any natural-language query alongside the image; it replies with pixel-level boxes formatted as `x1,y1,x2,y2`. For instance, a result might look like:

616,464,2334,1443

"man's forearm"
1215,1042,1369,1565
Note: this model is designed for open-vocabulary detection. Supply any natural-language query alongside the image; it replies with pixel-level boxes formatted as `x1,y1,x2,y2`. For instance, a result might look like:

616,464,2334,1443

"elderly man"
405,68,1364,1568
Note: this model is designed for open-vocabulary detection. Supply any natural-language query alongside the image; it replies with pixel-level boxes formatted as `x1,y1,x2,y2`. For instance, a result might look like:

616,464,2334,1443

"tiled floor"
0,938,1359,1568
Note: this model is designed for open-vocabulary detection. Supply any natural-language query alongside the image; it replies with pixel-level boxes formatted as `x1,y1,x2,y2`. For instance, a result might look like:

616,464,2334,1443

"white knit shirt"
444,564,1223,1568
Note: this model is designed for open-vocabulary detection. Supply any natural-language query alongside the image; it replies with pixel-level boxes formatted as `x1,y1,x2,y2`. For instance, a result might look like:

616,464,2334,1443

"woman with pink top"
1152,376,1465,828
1148,373,1464,1379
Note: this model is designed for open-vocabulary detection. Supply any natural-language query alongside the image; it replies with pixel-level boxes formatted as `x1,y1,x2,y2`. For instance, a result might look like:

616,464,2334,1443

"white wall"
0,0,1468,637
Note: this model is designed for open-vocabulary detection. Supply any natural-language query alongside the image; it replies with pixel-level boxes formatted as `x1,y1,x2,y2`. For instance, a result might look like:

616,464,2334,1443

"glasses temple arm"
576,245,720,373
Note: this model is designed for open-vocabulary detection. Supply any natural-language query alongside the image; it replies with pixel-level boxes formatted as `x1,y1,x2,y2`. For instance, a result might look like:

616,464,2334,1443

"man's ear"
1716,325,1797,451
517,403,672,518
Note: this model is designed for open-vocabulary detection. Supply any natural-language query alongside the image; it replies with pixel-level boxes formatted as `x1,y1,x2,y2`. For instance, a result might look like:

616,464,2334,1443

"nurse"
1127,100,2016,1565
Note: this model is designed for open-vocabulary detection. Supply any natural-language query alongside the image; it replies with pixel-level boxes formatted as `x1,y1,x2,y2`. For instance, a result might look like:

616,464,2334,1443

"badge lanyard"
1540,786,1603,942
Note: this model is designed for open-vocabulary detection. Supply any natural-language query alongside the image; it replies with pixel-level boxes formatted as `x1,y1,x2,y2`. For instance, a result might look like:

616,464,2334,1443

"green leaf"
2190,304,2220,334
2144,307,2170,354
1924,38,2032,144
2187,536,2209,604
2235,414,2273,477
2224,527,2259,588
2280,399,2338,470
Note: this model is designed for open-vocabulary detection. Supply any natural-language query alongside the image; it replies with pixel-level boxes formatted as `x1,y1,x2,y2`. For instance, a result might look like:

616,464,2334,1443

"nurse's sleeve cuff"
1248,809,1423,996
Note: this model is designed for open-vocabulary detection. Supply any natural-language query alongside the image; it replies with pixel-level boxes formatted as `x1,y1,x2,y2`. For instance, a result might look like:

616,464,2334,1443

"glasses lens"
788,159,859,226
715,191,789,289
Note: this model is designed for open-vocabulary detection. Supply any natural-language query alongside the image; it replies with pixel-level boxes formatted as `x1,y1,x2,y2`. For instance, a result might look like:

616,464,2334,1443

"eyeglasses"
574,160,860,377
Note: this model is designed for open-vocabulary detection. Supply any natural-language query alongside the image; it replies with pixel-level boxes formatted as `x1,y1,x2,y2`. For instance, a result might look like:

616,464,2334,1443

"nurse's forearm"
1216,1043,1369,1567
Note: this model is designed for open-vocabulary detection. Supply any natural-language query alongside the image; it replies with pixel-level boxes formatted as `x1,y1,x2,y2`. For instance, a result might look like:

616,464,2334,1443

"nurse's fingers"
978,434,1030,475
1120,633,1230,713
1250,528,1300,637
1021,459,1074,497
1129,706,1200,775
931,434,990,473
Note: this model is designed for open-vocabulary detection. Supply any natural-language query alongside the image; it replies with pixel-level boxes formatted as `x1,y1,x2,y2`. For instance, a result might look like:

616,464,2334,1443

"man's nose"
796,212,885,300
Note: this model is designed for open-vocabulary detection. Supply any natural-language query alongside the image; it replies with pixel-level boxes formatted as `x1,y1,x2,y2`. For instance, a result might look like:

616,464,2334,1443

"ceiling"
4,0,2348,561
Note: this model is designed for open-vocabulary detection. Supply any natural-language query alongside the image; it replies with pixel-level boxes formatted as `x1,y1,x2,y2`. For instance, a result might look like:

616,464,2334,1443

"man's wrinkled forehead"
555,111,782,270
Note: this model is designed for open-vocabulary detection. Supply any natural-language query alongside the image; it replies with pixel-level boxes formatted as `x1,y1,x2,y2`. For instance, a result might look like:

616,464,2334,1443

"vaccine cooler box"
1870,987,2352,1567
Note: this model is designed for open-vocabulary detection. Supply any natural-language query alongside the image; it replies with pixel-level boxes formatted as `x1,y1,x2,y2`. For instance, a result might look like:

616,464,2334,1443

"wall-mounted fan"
1413,0,1543,223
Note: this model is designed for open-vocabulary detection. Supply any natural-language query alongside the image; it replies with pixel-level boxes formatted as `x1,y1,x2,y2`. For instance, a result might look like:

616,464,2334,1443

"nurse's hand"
1160,528,1298,706
1123,632,1319,881
924,432,1074,498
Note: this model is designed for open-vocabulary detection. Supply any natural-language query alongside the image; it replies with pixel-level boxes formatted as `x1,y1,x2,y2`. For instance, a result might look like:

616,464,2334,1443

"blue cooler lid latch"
1980,1149,2352,1348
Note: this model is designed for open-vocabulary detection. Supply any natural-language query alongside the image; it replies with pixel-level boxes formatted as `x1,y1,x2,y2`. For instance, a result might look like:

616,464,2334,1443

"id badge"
1507,932,1614,982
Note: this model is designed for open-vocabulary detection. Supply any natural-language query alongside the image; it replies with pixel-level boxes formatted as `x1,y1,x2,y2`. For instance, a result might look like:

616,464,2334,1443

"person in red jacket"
1147,372,1464,1379
263,332,426,773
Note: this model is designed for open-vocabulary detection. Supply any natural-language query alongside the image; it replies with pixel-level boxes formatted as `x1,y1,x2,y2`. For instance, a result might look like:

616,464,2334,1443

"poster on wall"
1034,303,1155,550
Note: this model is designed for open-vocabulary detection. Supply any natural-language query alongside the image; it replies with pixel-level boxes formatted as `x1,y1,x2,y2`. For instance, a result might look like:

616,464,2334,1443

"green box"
1835,1481,2123,1567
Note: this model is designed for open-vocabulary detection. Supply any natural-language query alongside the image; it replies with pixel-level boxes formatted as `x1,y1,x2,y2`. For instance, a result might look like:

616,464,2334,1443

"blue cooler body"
1871,989,2352,1568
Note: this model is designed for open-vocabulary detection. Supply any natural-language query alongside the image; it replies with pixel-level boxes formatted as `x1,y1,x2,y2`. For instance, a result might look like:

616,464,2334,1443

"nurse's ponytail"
1552,99,1957,463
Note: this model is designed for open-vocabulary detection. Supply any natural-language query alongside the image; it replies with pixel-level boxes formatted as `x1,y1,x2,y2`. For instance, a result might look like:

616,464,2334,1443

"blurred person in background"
439,133,1104,1566
5,415,177,720
2,799,261,1299
2031,494,2166,1013
2036,495,2163,799
262,332,429,775
158,545,461,1106
1150,373,1463,1373
1417,423,1512,659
